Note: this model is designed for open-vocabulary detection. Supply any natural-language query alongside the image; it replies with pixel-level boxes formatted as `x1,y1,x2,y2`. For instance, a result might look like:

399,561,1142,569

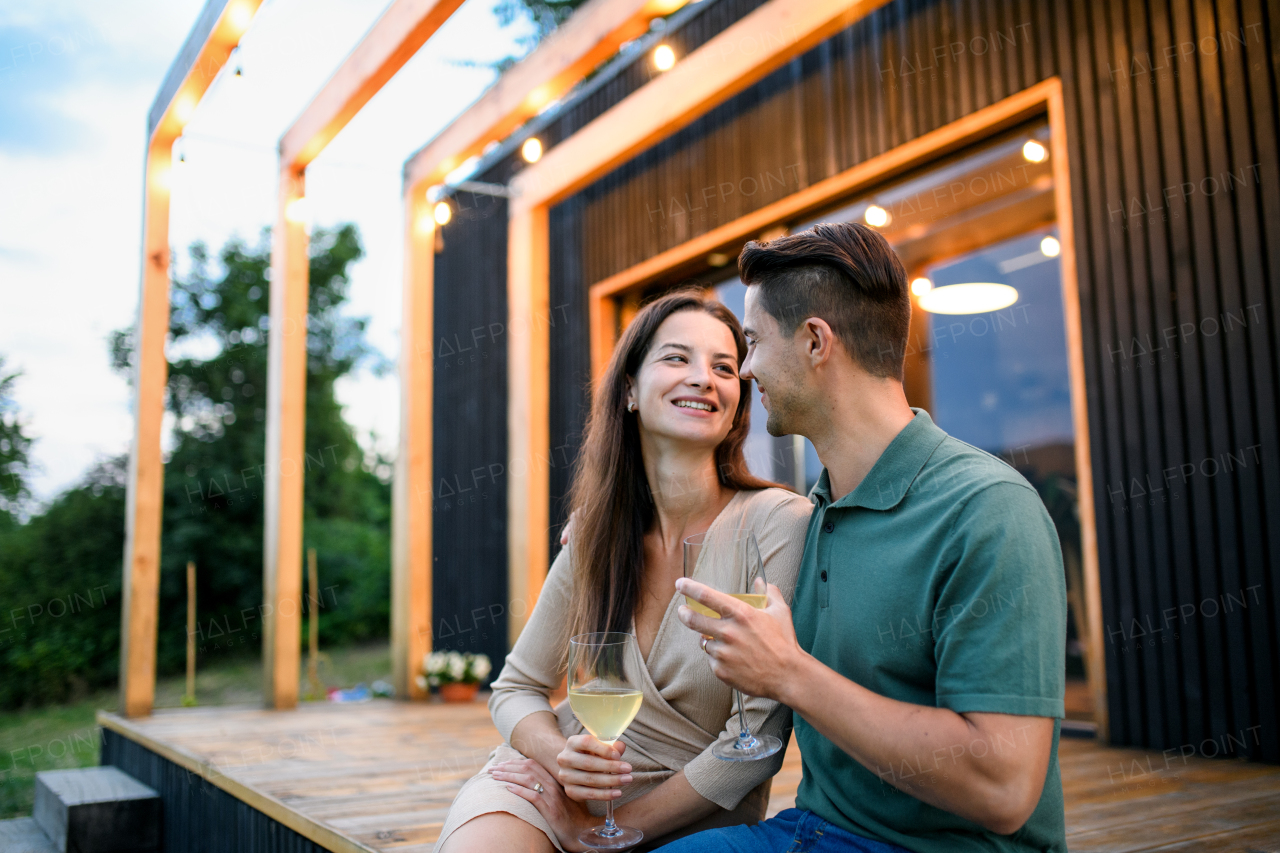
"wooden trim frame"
578,78,1107,740
97,712,374,853
264,0,466,709
122,0,263,719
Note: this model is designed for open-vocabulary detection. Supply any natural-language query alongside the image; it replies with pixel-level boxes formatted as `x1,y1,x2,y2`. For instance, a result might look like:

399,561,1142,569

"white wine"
684,592,767,619
569,687,644,744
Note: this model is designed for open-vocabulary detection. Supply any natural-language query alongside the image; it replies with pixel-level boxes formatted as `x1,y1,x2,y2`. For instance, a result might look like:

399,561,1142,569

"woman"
437,291,813,852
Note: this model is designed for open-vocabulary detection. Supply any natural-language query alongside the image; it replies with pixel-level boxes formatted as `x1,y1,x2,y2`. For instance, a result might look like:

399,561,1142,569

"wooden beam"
270,0,467,707
506,206,550,645
392,195,435,699
403,0,687,192
121,0,264,719
510,0,893,213
263,167,309,710
120,141,174,719
280,0,467,169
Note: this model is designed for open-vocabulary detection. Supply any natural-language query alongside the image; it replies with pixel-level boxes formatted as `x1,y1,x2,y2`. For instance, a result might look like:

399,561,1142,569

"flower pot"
439,682,480,703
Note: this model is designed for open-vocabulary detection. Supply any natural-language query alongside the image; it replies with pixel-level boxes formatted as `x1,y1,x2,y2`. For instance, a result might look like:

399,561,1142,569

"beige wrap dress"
435,487,814,851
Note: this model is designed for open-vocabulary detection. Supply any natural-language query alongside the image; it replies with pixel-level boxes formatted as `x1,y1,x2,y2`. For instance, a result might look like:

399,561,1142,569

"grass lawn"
0,642,391,819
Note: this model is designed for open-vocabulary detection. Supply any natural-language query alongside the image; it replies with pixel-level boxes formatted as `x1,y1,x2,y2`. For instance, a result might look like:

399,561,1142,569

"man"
662,222,1067,852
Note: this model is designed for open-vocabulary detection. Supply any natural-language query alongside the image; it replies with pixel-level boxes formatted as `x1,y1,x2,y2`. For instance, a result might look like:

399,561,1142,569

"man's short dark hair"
738,222,910,379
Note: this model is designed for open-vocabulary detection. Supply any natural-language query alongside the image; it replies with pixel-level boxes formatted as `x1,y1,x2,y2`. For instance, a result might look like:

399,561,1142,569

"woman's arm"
507,711,568,777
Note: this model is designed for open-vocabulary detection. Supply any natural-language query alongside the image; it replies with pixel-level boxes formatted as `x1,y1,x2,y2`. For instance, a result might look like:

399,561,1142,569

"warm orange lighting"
285,197,310,225
521,137,543,163
1040,235,1061,257
227,1,254,34
910,277,932,296
653,44,676,71
864,205,889,227
1022,139,1047,163
434,201,452,226
173,94,197,124
918,283,1018,315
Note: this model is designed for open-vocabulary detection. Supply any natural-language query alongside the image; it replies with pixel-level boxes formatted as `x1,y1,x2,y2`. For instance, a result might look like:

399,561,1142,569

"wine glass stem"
734,690,755,745
603,798,619,835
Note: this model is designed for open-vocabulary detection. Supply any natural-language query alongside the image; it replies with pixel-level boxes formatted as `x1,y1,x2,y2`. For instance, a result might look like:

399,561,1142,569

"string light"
434,201,452,226
521,137,542,163
653,44,676,71
864,205,889,227
910,277,932,296
1022,140,1047,163
1040,235,1061,257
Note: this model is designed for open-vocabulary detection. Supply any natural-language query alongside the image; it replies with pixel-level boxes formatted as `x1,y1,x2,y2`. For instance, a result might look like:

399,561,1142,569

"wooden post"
263,166,309,710
307,548,321,698
392,191,434,699
119,140,173,719
184,561,196,705
506,205,550,645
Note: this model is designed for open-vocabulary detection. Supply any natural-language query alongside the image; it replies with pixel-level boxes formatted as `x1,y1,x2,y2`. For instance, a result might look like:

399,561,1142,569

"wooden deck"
98,701,1280,853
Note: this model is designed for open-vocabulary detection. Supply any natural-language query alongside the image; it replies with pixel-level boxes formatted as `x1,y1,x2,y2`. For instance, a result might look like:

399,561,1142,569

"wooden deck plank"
98,703,1280,852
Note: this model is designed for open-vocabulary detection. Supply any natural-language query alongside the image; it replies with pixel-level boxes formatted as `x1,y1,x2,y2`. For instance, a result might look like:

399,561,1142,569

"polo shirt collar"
811,409,947,511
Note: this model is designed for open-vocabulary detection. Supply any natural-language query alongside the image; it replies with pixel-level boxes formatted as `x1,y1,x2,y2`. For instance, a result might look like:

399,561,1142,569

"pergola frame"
121,0,265,719
123,0,696,716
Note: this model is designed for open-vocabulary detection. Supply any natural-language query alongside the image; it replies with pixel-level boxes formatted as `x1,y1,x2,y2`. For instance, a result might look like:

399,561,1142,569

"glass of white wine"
567,632,645,849
683,529,782,761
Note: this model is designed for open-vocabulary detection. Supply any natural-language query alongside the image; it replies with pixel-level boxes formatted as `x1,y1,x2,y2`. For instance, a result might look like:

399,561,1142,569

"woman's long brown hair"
566,290,786,642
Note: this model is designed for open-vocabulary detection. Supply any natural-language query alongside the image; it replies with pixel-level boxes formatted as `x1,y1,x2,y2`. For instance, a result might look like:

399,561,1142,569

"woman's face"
627,310,742,451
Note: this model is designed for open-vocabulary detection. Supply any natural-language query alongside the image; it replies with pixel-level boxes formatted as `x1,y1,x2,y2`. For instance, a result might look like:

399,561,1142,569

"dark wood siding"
538,0,1280,760
103,730,329,853
432,189,510,674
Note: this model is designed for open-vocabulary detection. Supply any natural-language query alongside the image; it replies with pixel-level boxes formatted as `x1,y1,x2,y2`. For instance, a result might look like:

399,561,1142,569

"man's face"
741,288,809,437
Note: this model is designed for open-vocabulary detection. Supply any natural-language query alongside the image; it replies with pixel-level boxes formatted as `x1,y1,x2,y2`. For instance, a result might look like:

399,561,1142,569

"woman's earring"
627,402,636,413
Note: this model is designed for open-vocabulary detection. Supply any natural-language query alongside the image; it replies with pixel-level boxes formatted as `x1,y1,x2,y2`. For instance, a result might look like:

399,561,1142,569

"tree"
130,225,392,673
0,356,34,525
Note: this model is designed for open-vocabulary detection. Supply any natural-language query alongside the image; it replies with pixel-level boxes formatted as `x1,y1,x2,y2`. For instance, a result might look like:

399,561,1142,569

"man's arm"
676,580,1053,835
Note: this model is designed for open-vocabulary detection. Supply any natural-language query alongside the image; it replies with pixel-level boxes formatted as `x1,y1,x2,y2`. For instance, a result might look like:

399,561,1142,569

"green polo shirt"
792,409,1066,853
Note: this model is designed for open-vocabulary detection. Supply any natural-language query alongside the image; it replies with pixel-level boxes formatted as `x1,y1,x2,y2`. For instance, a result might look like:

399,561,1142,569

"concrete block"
33,767,159,853
0,817,58,853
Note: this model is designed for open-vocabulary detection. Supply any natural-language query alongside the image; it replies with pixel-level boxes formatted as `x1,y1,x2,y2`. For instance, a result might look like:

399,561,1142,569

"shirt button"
820,571,828,582
823,521,834,534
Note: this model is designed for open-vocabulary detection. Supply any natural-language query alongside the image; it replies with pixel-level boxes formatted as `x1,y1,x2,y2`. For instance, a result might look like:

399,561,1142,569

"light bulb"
521,137,542,163
1022,140,1047,163
653,44,676,71
1040,235,1061,257
910,277,932,296
434,201,452,226
864,205,889,227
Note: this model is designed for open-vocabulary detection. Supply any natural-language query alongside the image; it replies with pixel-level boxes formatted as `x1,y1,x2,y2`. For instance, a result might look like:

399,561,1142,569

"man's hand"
675,578,806,702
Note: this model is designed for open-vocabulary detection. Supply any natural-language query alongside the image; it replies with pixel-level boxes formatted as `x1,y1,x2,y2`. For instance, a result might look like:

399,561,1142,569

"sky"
0,0,534,502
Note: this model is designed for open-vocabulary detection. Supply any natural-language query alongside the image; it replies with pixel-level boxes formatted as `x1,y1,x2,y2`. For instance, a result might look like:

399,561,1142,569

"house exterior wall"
434,0,1280,759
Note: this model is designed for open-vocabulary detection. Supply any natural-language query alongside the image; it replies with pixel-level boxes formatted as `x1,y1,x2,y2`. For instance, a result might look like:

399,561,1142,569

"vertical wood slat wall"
532,0,1279,759
431,190,511,675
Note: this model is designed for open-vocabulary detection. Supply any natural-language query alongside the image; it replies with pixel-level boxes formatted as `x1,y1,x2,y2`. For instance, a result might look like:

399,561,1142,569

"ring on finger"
701,636,710,654
533,782,544,794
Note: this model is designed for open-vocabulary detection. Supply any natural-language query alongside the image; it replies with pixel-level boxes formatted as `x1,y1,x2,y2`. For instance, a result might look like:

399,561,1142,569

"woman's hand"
556,734,633,802
492,758,596,853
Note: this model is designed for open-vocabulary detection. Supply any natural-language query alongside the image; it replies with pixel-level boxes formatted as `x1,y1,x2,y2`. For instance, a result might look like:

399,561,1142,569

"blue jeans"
653,809,911,853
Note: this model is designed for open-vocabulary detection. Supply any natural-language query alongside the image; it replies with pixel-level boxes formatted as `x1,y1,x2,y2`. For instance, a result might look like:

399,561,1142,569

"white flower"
471,654,492,681
425,651,449,675
414,675,427,690
447,652,466,681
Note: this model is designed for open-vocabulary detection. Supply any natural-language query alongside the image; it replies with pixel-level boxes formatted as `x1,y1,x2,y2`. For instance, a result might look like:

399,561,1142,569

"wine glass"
567,632,645,849
683,529,782,761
